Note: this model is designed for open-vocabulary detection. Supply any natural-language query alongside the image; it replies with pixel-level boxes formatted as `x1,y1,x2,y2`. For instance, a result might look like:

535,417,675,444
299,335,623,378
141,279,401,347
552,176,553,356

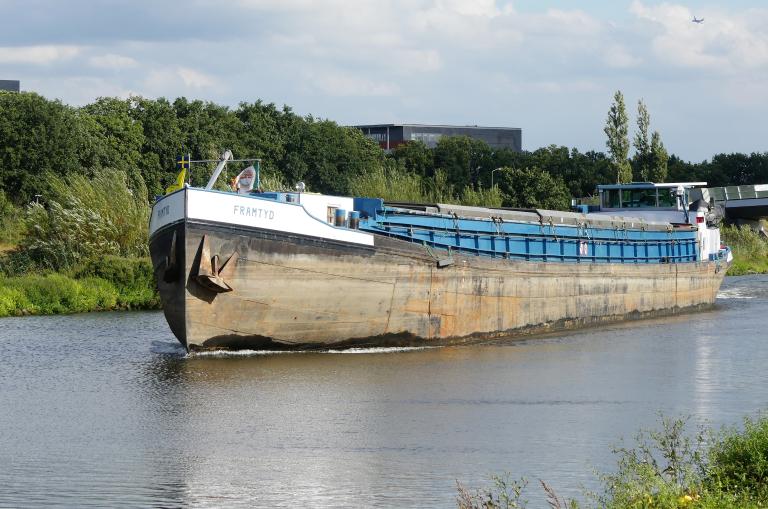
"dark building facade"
0,80,20,92
355,123,522,152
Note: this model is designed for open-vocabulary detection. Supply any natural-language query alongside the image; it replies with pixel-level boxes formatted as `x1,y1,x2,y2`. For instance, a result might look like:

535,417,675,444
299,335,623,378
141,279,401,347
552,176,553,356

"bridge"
699,185,768,221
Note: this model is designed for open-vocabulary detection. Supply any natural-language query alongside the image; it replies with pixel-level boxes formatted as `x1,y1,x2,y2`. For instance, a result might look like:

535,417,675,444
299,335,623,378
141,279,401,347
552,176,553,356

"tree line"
1,90,767,212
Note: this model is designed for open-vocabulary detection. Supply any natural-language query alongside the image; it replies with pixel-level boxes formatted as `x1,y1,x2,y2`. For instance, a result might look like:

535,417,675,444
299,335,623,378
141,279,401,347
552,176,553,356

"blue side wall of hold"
359,207,699,264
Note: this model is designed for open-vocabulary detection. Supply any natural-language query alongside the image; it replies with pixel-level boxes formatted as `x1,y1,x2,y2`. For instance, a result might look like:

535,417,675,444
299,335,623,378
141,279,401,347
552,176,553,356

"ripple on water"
1,277,767,508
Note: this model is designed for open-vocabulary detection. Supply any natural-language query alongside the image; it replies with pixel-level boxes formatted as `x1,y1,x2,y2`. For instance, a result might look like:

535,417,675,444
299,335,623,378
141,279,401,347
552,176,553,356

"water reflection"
1,277,767,507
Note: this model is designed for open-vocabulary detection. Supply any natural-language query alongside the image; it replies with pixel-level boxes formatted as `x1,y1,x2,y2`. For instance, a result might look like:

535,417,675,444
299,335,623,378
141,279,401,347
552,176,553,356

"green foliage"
721,225,768,275
0,92,83,203
129,97,183,197
434,136,492,189
589,414,768,508
348,163,427,202
0,274,118,315
456,474,529,509
634,100,651,181
595,415,707,509
72,255,159,308
0,256,159,316
391,140,434,176
708,415,768,499
649,131,669,183
0,190,25,247
458,413,768,508
259,170,291,192
460,185,504,208
496,166,571,210
605,90,632,184
18,170,150,271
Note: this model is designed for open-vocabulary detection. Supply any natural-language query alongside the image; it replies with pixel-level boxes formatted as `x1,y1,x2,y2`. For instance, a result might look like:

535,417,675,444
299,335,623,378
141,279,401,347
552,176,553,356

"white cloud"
27,76,134,105
144,66,219,94
177,67,218,88
630,1,768,72
89,53,139,70
603,44,642,68
0,45,80,65
308,71,399,97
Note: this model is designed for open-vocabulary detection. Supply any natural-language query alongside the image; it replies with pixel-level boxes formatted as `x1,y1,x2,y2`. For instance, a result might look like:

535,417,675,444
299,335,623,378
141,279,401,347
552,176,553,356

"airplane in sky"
692,16,704,23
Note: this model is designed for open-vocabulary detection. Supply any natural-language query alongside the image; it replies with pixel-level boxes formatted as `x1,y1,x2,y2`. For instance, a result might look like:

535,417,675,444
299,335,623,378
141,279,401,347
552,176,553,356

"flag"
176,154,190,170
165,167,187,195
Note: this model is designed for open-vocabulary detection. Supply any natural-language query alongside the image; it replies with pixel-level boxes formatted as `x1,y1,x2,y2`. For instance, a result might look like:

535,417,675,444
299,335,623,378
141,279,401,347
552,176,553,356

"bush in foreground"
458,413,768,508
0,257,160,317
721,225,768,275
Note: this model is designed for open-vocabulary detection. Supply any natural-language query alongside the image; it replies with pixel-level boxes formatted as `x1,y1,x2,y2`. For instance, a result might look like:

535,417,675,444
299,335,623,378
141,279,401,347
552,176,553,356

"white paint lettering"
229,203,276,221
157,205,170,219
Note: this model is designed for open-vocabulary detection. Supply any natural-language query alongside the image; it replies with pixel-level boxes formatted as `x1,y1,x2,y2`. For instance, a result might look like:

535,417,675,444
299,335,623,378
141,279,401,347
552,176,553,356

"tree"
0,92,83,203
433,136,491,188
391,140,433,177
633,99,651,181
496,166,571,210
604,90,632,183
129,97,183,197
649,131,668,183
78,97,147,193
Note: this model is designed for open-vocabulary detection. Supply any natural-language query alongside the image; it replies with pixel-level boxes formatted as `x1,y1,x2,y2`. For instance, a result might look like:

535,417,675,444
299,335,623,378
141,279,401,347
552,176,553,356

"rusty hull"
149,220,728,351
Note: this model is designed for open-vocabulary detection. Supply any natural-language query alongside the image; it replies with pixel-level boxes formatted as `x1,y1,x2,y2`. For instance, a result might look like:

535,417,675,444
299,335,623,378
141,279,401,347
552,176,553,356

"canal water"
1,276,766,508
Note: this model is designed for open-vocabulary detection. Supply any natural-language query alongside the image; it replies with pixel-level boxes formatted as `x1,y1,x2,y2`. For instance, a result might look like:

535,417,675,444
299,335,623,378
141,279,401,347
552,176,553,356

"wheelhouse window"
657,189,676,207
602,189,621,208
622,188,657,208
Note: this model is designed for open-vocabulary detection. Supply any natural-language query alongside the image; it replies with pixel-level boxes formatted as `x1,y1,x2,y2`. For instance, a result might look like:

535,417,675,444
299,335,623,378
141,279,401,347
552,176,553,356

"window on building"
327,206,337,224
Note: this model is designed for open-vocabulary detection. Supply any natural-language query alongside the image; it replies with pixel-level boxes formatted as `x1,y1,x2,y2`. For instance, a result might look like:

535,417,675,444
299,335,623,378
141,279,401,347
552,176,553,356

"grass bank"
458,413,768,508
0,255,160,317
721,225,768,275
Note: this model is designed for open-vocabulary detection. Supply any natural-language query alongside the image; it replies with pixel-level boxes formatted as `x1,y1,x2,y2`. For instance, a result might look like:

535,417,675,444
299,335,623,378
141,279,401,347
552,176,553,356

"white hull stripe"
149,188,374,246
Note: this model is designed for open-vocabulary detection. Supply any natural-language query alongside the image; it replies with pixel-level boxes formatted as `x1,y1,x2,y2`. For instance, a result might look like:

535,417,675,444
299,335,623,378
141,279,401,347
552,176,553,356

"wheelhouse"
597,182,707,212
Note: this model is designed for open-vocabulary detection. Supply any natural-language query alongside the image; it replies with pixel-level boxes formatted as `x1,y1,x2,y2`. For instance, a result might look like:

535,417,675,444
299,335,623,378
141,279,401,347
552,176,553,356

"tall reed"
19,170,150,271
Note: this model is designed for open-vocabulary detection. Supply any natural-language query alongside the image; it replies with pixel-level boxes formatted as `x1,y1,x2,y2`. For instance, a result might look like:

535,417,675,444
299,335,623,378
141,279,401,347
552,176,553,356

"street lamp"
491,167,504,188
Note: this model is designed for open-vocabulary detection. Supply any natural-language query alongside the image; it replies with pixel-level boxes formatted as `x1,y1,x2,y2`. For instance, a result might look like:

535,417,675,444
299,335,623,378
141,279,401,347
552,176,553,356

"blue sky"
0,0,766,161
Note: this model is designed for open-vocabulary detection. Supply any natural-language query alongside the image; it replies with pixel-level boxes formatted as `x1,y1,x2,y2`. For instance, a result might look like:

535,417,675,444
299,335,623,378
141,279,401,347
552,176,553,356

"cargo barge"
149,153,732,351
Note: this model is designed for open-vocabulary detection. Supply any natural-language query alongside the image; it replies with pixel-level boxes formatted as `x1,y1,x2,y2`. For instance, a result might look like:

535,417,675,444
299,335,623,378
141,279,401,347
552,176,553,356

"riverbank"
721,225,768,275
0,256,159,317
0,226,763,318
459,412,768,508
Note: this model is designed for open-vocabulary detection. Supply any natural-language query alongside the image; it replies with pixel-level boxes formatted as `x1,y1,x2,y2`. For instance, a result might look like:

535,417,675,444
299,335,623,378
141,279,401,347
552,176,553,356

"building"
0,80,20,92
355,123,522,152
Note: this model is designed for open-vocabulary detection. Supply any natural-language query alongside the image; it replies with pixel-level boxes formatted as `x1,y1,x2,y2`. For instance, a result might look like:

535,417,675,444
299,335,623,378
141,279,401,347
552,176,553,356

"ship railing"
364,223,699,264
371,218,696,243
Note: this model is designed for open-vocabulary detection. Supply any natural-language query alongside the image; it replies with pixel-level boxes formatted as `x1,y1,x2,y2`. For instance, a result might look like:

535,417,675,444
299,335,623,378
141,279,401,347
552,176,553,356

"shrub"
0,268,158,316
460,185,504,208
0,190,26,248
1,274,114,314
708,415,768,499
0,286,32,317
348,164,428,203
721,225,768,275
18,169,150,271
72,255,159,309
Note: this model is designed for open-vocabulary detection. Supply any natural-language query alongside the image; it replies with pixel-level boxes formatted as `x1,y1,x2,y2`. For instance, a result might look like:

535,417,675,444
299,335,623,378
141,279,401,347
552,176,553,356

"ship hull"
150,218,728,351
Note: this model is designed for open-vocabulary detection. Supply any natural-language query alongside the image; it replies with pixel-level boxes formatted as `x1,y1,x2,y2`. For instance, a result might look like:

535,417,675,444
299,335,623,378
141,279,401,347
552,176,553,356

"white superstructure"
149,187,374,246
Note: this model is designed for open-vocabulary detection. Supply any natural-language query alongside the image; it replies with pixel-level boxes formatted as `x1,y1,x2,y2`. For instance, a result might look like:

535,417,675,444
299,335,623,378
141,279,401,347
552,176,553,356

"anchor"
194,235,238,293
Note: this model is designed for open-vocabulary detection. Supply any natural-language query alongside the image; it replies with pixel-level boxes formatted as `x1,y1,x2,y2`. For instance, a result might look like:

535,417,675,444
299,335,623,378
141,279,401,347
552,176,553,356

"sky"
0,0,766,161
